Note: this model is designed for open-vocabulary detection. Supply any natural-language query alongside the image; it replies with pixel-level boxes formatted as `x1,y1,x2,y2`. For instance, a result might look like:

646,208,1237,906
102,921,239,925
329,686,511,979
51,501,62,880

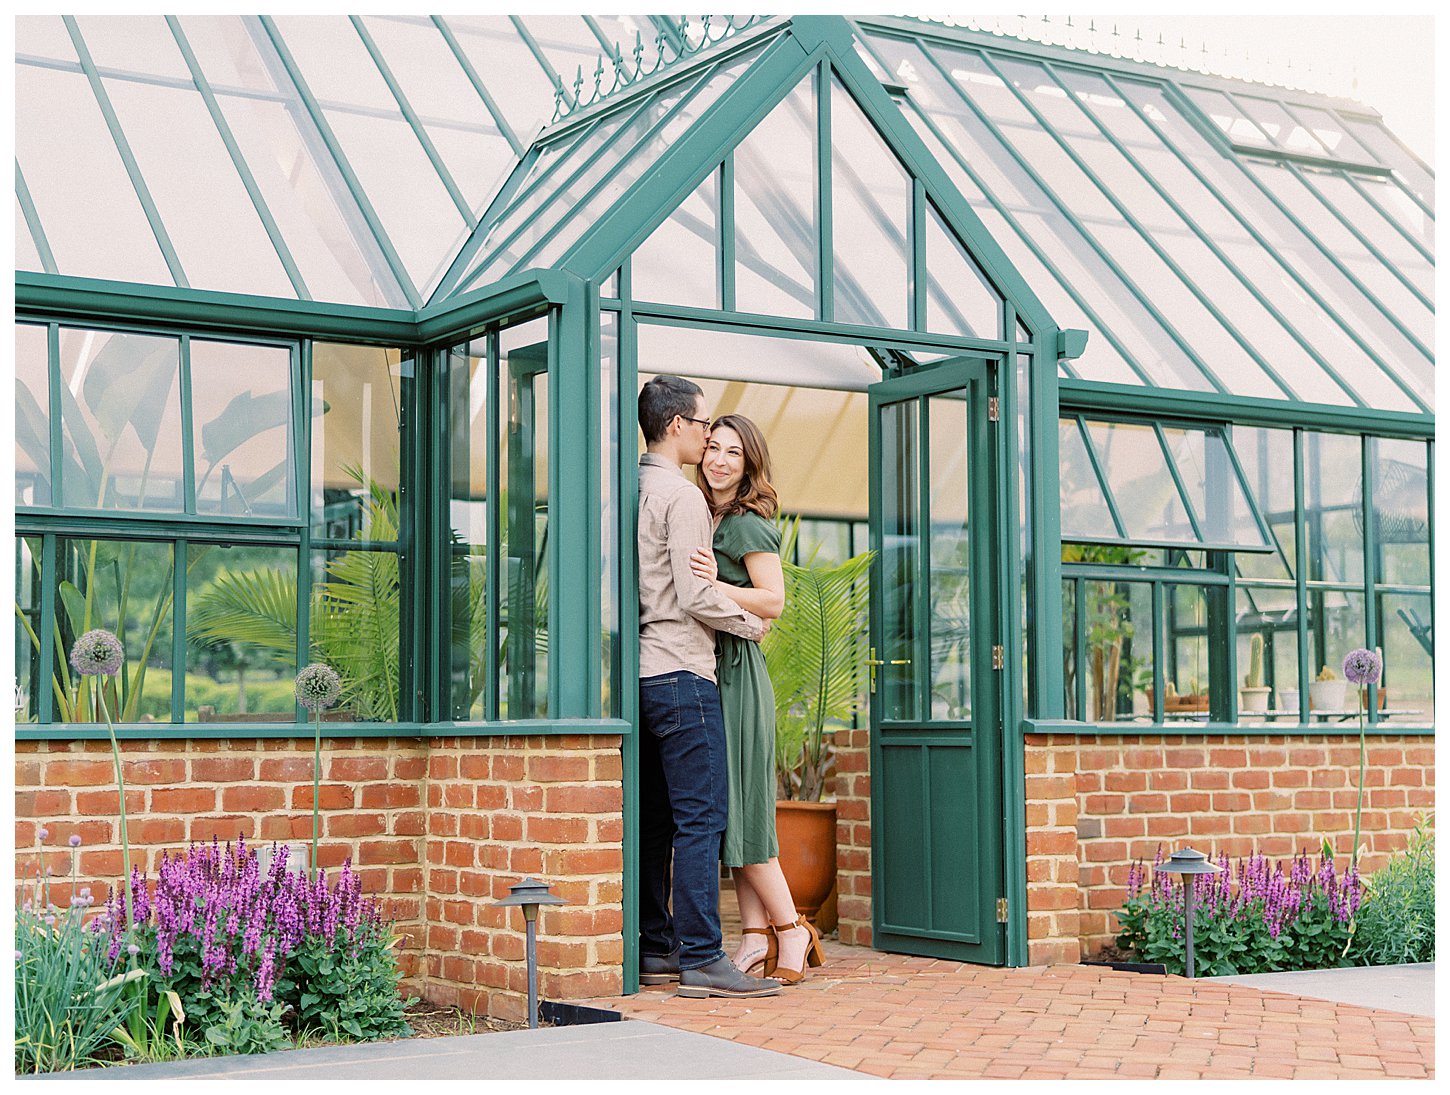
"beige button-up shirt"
638,453,764,683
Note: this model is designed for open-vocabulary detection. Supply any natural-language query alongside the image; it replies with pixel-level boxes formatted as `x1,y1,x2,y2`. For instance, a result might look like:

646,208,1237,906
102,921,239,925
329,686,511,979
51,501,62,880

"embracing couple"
636,375,826,999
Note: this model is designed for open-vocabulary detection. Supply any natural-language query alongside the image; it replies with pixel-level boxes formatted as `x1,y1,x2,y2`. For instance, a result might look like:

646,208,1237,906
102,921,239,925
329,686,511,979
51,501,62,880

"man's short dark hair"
638,375,704,443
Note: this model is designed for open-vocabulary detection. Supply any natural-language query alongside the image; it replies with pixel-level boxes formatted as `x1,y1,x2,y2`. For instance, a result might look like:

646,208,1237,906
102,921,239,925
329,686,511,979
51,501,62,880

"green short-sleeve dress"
714,511,781,868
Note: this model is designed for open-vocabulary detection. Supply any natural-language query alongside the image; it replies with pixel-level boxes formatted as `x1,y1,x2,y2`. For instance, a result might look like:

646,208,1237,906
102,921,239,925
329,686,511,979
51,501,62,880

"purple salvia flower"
1341,648,1383,687
69,629,124,677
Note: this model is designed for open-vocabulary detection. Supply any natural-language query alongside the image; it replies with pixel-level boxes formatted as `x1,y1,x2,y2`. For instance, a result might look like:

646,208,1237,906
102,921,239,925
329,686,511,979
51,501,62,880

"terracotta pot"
775,800,837,923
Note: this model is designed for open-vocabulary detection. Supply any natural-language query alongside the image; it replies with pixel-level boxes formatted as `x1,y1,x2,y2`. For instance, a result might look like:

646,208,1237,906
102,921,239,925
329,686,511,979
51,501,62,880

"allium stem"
312,708,321,881
1352,684,1367,867
99,682,133,932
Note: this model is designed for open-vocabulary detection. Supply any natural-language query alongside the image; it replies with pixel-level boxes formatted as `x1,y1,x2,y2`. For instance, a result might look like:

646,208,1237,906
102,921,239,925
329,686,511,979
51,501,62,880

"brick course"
14,732,622,1020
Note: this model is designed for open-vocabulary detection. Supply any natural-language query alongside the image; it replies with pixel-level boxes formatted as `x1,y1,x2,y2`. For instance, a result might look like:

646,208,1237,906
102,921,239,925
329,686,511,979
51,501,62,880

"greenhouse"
14,14,1434,1011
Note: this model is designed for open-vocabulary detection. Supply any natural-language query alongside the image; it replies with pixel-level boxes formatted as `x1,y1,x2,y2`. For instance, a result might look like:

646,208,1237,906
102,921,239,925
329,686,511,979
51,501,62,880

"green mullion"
171,537,185,723
19,717,634,743
916,397,932,721
37,534,57,724
581,15,618,55
1075,417,1128,540
432,17,524,157
583,282,605,716
1340,171,1434,266
1073,575,1087,720
619,280,640,994
62,15,189,289
453,92,671,298
1054,65,1364,409
1175,84,1434,373
46,324,63,509
550,286,594,718
910,178,926,331
1151,581,1165,723
350,16,475,228
1106,74,1427,417
18,514,306,544
509,16,569,104
404,352,426,724
719,160,735,311
257,16,422,309
1063,564,1231,587
1361,437,1378,724
167,16,311,302
976,50,1291,402
296,339,314,718
1293,430,1310,727
484,331,501,720
1284,160,1433,314
500,67,729,284
428,346,449,722
15,162,57,275
816,61,832,323
1028,349,1065,720
178,336,196,515
890,50,1163,392
428,148,544,304
1152,422,1205,542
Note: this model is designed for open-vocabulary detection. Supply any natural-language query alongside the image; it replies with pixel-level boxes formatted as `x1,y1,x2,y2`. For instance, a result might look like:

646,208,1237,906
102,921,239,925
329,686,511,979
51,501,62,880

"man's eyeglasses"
679,415,711,429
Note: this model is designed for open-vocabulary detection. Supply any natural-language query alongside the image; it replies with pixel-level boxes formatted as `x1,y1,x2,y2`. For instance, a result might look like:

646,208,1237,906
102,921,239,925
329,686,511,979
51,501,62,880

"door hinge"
992,645,1005,670
988,396,1000,421
996,897,1009,923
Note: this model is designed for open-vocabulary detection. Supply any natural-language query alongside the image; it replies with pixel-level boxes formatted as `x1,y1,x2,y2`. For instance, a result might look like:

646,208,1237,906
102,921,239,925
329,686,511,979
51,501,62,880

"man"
636,375,781,999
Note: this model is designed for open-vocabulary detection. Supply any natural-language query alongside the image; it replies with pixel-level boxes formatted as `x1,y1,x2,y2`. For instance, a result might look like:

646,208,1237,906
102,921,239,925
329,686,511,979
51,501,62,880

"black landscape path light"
493,877,567,1028
1153,847,1223,979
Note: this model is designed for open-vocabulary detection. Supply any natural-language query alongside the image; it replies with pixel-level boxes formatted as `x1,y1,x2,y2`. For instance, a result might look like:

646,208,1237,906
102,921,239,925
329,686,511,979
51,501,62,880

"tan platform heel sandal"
737,926,778,976
770,916,824,985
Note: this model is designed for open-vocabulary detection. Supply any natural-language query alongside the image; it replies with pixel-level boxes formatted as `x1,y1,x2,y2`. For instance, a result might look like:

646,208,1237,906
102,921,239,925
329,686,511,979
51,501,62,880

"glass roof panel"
830,76,910,328
630,169,720,309
15,63,173,285
1300,170,1434,297
72,14,192,80
1340,116,1434,206
16,15,78,62
923,202,1002,340
441,15,562,139
1057,418,1118,540
16,198,44,274
733,70,818,318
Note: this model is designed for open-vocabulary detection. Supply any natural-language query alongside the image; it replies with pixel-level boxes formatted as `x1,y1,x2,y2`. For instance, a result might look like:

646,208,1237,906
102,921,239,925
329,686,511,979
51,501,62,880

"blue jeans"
638,671,729,972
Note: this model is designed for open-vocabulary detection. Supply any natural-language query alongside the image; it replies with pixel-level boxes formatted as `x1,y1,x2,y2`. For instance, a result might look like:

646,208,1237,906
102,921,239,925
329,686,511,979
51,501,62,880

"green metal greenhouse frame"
14,15,1434,979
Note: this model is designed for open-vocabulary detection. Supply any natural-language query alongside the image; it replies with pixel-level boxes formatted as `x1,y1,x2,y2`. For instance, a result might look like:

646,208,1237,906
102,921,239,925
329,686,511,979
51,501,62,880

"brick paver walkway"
592,942,1434,1080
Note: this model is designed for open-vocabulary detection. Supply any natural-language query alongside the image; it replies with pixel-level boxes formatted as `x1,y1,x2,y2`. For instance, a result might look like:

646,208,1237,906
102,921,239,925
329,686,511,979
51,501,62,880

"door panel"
869,357,1004,964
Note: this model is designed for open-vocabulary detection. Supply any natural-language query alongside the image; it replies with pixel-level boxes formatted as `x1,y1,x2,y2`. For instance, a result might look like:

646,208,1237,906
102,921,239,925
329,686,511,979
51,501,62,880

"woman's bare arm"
688,547,786,619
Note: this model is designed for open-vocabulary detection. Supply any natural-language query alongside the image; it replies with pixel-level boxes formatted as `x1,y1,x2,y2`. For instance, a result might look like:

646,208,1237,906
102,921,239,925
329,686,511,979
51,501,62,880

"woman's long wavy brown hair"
698,413,779,520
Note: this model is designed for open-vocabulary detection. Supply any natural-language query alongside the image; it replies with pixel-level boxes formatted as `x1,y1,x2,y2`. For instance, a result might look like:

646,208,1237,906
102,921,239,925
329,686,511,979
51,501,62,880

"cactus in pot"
1309,664,1347,714
1239,633,1272,714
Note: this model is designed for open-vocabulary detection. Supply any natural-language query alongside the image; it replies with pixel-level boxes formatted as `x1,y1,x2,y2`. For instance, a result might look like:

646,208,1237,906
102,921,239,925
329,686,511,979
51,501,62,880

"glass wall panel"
1306,589,1365,714
880,399,918,721
1236,586,1298,722
16,324,52,507
1085,421,1194,543
1165,584,1223,719
310,342,403,541
1057,419,1116,540
15,64,173,285
831,78,910,329
50,537,175,724
499,318,550,719
927,394,970,719
924,203,1001,339
184,543,299,722
1304,431,1363,585
99,80,293,297
600,313,619,717
1370,438,1430,587
1073,578,1153,722
1163,425,1265,547
1377,592,1433,726
630,169,720,309
190,341,295,518
58,328,184,512
445,336,490,720
14,538,42,723
309,545,400,721
734,74,818,318
1233,426,1295,580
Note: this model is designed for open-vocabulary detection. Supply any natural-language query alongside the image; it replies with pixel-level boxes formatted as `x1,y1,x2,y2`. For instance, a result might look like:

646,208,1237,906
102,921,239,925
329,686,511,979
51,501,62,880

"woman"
688,414,824,985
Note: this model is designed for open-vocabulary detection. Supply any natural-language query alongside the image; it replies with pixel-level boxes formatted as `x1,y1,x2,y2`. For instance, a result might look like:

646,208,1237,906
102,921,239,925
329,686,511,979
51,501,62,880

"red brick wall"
1026,733,1435,959
834,725,872,946
14,732,622,1018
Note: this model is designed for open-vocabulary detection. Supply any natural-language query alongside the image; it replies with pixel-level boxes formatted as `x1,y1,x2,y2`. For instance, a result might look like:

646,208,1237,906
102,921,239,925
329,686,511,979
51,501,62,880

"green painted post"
618,265,640,993
38,534,57,725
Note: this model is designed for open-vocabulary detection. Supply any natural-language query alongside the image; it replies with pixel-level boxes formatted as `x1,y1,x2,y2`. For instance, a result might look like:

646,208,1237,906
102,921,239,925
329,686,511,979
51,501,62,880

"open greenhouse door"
868,357,1005,964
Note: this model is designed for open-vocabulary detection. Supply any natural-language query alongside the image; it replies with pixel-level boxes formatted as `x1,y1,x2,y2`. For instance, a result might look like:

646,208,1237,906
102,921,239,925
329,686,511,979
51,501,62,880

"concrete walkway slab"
1207,962,1434,1018
30,1021,871,1082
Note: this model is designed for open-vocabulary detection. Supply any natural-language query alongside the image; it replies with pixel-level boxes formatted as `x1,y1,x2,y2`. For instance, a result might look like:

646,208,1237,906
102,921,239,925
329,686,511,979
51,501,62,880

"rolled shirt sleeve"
668,490,765,641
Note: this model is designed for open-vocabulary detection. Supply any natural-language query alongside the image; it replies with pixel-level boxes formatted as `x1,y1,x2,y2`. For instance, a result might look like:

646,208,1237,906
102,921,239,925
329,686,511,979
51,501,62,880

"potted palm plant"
761,528,873,923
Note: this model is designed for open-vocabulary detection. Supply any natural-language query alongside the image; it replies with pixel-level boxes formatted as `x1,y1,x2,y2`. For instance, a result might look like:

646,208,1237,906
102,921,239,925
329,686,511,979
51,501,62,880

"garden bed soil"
402,1001,530,1039
1081,943,1167,975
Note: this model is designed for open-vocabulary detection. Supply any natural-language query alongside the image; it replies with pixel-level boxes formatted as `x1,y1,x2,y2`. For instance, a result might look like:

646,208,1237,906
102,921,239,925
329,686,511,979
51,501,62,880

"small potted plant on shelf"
1310,664,1347,713
1238,634,1271,714
1164,678,1209,714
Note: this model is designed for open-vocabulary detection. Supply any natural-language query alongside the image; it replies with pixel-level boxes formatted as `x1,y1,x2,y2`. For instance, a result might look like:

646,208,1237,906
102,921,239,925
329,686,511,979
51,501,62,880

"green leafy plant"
762,519,873,802
109,984,191,1062
1348,817,1435,966
277,919,413,1042
14,830,139,1074
202,995,290,1056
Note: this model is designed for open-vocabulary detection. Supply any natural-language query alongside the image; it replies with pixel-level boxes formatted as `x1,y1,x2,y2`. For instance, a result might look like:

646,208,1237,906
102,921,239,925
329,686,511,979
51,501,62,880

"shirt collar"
640,452,685,476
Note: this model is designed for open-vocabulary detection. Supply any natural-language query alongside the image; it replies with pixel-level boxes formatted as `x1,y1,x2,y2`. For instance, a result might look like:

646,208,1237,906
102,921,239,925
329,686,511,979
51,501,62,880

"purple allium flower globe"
68,834,82,848
36,827,49,842
70,628,124,677
1342,648,1383,687
295,663,342,712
